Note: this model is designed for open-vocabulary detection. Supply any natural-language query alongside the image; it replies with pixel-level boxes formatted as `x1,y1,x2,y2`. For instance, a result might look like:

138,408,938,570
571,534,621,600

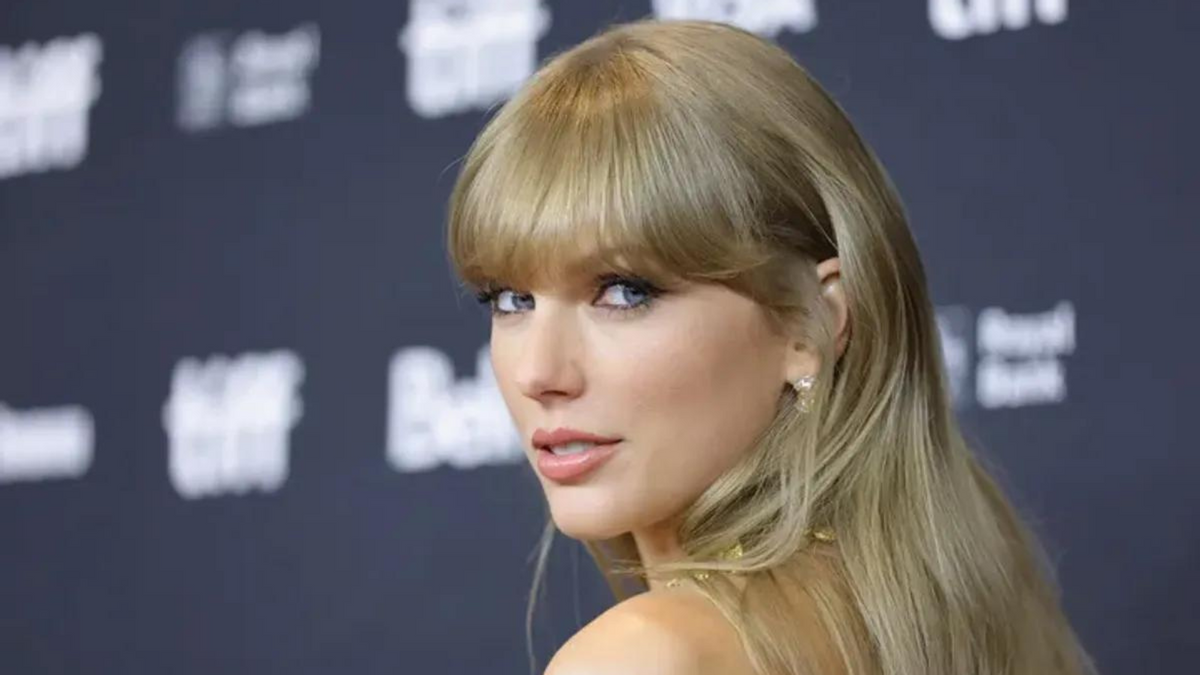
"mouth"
534,440,621,484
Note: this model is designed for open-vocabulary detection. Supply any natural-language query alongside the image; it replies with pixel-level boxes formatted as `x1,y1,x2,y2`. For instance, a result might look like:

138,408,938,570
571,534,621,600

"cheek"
613,321,781,500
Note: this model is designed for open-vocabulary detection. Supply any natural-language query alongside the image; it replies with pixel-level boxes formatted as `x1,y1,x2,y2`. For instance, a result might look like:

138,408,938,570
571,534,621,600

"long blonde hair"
445,18,1098,675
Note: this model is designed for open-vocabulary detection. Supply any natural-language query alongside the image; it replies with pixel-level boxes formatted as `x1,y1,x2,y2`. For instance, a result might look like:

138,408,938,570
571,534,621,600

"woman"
445,18,1098,675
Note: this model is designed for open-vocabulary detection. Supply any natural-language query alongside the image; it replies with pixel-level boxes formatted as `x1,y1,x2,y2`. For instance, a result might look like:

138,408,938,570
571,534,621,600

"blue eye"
598,281,650,310
473,275,662,318
489,288,533,314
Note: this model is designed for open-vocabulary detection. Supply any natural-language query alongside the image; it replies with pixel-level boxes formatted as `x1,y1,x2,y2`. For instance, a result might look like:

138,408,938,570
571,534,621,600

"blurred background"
1,1,1196,673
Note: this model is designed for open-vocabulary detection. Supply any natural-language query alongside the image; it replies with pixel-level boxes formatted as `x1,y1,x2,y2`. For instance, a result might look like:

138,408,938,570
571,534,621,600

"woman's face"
485,260,798,542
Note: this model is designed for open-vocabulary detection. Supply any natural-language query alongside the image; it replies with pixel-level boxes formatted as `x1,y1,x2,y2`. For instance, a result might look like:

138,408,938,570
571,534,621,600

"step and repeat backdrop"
1,1,1195,673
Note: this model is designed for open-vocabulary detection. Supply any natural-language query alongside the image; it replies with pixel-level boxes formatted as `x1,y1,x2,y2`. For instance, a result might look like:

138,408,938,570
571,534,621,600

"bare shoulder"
544,588,757,675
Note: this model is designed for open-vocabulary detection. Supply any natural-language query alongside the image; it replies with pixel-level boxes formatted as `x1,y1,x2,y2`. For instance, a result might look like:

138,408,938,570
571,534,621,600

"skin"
543,544,851,675
488,255,848,570
487,255,849,673
544,589,755,675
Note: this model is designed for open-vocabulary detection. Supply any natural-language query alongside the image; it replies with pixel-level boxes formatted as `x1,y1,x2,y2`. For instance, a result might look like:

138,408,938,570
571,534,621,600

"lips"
529,428,623,483
531,427,622,451
534,440,621,483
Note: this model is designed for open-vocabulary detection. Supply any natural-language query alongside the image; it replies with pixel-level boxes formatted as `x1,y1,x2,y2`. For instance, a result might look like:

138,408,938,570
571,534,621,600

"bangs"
446,45,768,294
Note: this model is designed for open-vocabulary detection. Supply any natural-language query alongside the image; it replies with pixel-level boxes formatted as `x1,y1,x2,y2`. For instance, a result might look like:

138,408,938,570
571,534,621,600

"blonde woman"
445,18,1098,675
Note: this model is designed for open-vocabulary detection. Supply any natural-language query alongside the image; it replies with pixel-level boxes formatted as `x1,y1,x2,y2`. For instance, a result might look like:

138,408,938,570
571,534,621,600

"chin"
543,486,631,541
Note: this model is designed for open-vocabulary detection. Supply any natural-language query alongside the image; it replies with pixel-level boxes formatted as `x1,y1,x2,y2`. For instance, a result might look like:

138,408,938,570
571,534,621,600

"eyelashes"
474,274,663,318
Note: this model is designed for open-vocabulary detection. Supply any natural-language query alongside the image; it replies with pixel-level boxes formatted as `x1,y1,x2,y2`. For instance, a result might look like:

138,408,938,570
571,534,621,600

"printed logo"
162,350,305,498
936,301,1076,409
975,301,1075,408
930,0,1068,40
0,33,103,180
398,0,551,119
387,344,523,472
0,403,94,483
651,0,818,37
177,23,320,132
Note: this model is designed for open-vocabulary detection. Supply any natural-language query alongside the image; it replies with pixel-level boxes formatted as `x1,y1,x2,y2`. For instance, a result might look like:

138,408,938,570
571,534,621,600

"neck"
630,517,687,591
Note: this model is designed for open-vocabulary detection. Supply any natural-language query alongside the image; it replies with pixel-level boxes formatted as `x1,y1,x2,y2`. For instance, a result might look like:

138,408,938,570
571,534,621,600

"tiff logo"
162,350,304,498
930,0,1068,40
0,33,103,180
398,0,550,119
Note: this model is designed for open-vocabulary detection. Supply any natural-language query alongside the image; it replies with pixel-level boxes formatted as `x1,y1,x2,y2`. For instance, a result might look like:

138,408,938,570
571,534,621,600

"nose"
510,304,584,404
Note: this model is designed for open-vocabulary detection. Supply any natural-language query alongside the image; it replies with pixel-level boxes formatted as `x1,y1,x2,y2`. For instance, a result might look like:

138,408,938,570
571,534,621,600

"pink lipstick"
531,427,622,483
535,442,620,483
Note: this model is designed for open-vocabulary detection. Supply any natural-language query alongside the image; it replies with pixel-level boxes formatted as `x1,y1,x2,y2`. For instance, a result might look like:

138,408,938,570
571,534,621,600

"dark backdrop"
1,1,1196,673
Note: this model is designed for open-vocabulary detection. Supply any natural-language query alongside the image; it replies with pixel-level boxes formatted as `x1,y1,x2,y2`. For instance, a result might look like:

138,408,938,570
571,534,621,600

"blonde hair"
445,18,1098,675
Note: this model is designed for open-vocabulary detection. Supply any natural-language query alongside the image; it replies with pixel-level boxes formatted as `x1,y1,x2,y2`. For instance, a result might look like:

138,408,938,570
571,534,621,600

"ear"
817,257,849,359
784,257,850,383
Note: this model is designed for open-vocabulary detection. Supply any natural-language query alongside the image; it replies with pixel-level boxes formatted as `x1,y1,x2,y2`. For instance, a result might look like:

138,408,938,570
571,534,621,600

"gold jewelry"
664,541,744,588
804,525,836,543
662,527,834,588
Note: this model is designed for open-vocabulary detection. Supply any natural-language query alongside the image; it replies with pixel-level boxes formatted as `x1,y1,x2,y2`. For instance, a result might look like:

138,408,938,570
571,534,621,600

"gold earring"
791,375,816,413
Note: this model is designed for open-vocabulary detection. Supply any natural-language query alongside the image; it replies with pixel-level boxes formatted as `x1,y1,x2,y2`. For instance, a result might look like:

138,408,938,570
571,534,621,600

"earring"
791,375,816,413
